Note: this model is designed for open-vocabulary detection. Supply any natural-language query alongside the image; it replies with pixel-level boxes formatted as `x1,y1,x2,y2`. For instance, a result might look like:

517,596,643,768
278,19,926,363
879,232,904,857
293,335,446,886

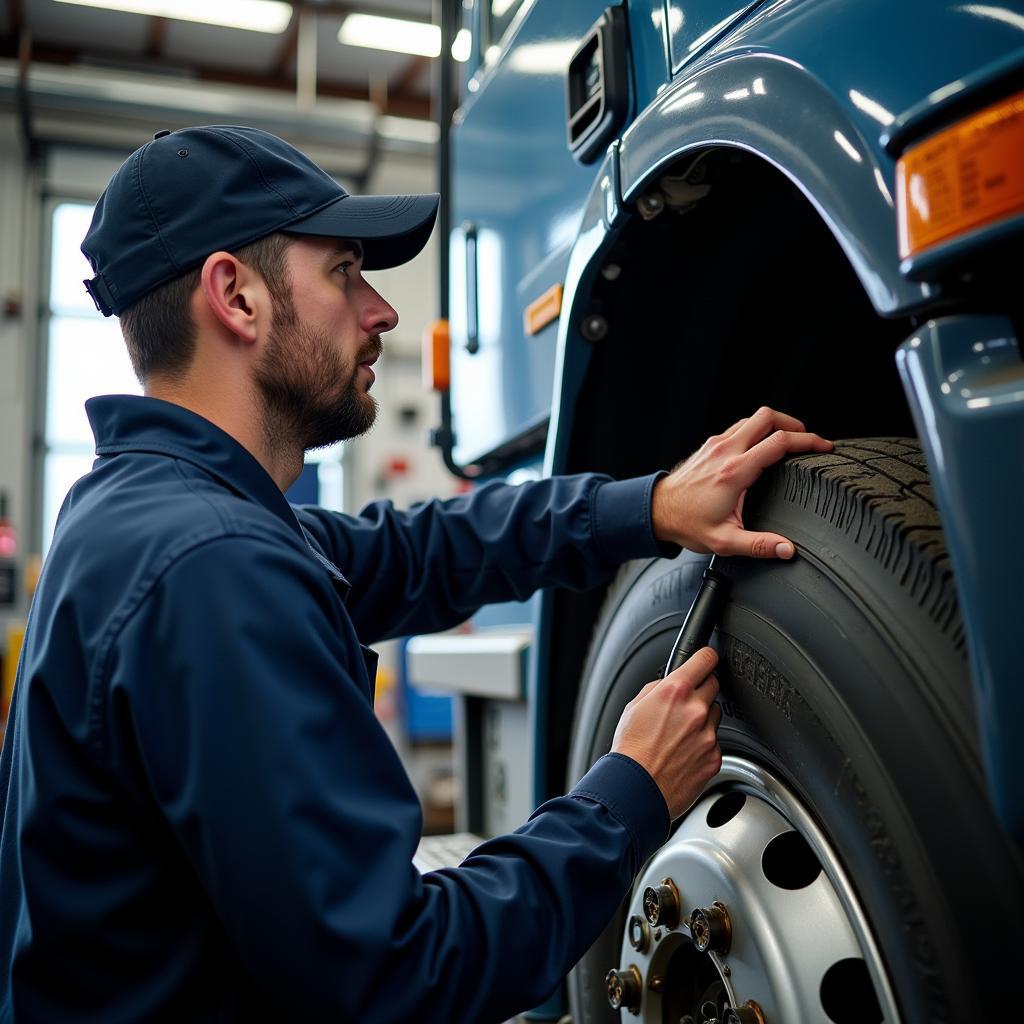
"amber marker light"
423,319,451,392
524,283,563,336
896,90,1024,260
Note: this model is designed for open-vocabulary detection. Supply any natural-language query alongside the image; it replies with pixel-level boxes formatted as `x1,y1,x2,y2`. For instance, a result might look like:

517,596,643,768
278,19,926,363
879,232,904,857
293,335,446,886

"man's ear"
198,251,267,344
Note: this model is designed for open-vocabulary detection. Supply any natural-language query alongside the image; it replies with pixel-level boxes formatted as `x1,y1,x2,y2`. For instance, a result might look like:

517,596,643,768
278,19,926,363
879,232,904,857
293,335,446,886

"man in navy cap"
0,126,831,1021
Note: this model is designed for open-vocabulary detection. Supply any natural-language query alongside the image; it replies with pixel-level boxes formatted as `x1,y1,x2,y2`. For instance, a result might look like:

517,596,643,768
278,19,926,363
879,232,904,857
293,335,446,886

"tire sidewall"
567,548,1022,1023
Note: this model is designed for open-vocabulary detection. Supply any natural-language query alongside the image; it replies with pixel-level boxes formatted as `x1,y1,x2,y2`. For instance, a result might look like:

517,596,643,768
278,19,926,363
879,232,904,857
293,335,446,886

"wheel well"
542,149,917,799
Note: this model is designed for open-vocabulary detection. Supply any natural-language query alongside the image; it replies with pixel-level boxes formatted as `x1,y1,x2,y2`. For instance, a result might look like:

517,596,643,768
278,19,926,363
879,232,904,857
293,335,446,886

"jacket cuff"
591,472,681,564
570,752,670,867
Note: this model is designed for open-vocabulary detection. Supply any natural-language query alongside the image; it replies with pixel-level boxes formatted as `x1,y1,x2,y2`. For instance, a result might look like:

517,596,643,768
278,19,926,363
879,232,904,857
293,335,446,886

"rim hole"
761,830,822,889
706,791,746,828
820,958,882,1024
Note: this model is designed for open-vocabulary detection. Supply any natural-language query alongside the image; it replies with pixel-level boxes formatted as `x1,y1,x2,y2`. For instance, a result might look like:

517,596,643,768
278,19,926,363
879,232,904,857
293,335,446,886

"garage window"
41,202,141,552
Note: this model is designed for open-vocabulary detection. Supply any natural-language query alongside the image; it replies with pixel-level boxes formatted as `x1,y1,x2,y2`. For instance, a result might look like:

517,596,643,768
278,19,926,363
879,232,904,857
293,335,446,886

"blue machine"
431,2,1024,1020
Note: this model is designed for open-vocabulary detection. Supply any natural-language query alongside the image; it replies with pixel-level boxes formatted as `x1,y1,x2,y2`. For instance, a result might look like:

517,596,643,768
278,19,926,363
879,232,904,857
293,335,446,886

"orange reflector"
897,90,1024,260
524,283,563,336
423,319,450,392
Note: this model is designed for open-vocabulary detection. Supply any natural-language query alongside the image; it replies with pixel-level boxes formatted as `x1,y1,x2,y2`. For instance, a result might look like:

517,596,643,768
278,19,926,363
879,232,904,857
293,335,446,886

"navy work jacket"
0,395,671,1023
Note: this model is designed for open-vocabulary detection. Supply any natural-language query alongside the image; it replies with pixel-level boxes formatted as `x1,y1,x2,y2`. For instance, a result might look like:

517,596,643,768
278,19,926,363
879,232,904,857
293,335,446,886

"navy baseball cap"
81,125,440,317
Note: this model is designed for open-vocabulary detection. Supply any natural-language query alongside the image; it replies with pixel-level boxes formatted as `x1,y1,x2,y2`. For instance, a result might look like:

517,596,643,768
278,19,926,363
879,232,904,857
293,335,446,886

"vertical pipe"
16,28,38,161
433,0,453,322
430,0,478,479
296,6,317,110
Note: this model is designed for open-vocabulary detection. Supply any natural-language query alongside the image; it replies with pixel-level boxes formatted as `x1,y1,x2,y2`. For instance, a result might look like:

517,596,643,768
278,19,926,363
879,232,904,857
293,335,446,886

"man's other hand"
651,406,833,559
611,648,722,820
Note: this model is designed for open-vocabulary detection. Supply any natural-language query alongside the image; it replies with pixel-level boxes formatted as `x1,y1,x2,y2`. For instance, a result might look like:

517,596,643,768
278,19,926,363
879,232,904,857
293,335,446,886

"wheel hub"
607,756,899,1022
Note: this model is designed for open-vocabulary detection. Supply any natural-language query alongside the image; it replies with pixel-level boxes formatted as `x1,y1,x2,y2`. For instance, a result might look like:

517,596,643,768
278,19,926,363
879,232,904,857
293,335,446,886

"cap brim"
285,192,440,270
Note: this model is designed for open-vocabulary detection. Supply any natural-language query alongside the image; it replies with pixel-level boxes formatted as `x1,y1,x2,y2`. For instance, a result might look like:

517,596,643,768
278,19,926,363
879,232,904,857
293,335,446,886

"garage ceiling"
1,0,437,120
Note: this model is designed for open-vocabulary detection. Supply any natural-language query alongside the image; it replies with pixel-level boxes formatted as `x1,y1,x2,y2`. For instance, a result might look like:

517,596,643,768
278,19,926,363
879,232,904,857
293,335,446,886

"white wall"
346,150,458,517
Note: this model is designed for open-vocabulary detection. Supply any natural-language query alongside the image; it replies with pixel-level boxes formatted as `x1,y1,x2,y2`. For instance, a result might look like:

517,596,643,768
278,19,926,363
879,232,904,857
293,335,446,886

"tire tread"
765,438,965,655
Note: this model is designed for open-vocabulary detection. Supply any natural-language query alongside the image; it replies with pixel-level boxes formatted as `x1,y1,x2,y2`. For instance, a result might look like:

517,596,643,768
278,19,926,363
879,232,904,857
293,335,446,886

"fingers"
716,430,832,497
610,649,726,819
729,406,807,448
720,407,834,472
661,652,721,714
709,701,723,730
718,416,749,441
744,429,833,475
663,646,718,690
694,671,720,707
715,527,797,559
631,649,717,711
749,428,835,468
627,678,660,707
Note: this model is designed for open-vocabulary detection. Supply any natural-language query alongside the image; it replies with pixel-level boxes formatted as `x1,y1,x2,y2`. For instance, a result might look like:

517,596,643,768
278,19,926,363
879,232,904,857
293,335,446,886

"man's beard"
253,294,382,453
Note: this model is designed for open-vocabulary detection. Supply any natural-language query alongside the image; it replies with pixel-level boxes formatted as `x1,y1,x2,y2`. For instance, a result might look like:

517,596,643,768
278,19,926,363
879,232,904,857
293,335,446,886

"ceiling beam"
391,54,430,101
0,38,433,121
7,0,23,33
199,64,430,120
145,16,166,59
292,1,427,23
271,9,301,78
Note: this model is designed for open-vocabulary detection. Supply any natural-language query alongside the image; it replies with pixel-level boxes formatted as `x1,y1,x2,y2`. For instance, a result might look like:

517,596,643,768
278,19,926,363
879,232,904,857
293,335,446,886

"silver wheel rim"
614,755,901,1023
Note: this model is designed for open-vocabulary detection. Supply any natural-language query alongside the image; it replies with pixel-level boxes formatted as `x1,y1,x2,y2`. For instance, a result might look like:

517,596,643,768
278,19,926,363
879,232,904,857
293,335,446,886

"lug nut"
689,901,732,955
724,1000,767,1024
606,965,643,1014
628,914,650,952
643,877,681,929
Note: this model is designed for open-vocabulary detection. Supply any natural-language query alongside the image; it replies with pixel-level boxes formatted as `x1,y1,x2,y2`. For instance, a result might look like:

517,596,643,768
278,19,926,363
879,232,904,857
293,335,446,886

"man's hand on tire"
651,406,834,559
611,647,722,820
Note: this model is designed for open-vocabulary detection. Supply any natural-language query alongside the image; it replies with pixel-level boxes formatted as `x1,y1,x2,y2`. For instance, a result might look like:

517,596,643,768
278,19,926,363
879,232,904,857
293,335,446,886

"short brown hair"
119,232,292,383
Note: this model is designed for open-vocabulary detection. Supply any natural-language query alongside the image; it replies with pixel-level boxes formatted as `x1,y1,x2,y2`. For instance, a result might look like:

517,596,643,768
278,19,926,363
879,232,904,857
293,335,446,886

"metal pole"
296,6,317,110
433,0,453,322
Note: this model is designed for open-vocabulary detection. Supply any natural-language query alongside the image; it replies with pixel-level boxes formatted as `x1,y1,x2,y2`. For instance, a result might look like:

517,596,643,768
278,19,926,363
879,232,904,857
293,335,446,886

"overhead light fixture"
338,13,441,58
54,0,292,33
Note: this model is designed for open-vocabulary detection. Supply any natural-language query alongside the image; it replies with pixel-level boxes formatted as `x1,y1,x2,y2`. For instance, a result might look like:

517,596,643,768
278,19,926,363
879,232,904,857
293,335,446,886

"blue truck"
421,2,1024,1020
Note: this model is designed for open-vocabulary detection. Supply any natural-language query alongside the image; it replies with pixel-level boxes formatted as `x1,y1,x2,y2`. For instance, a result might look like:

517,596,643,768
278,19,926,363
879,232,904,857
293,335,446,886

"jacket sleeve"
295,472,675,642
107,534,669,1024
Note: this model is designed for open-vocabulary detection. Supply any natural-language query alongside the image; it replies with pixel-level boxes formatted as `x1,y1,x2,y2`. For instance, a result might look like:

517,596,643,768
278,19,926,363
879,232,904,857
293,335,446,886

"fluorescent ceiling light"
339,13,440,58
54,0,293,33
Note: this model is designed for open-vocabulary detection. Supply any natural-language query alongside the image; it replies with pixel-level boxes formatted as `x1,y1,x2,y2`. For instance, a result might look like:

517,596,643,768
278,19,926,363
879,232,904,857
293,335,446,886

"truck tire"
566,438,1024,1024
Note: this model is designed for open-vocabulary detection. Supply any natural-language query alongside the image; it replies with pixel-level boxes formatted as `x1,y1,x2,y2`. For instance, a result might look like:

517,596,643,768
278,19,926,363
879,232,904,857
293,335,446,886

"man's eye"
336,261,354,276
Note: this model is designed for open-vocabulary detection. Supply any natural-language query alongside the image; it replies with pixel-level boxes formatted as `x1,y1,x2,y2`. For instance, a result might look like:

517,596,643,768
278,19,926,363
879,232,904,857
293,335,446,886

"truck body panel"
898,315,1024,839
445,0,1024,847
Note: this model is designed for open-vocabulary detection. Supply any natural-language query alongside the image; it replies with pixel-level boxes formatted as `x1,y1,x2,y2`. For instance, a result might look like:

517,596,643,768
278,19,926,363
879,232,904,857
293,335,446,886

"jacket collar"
87,394,306,542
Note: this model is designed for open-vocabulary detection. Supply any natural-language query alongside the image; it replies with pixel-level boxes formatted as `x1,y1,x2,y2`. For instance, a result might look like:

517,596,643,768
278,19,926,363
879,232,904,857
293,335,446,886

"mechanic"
0,126,833,1023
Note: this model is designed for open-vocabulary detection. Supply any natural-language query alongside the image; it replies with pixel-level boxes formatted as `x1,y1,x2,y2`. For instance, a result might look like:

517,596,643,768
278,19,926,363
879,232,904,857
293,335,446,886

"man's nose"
361,285,399,335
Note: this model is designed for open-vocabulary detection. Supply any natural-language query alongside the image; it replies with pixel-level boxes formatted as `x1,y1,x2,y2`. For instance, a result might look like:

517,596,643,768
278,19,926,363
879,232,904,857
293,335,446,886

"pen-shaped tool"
664,557,730,677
